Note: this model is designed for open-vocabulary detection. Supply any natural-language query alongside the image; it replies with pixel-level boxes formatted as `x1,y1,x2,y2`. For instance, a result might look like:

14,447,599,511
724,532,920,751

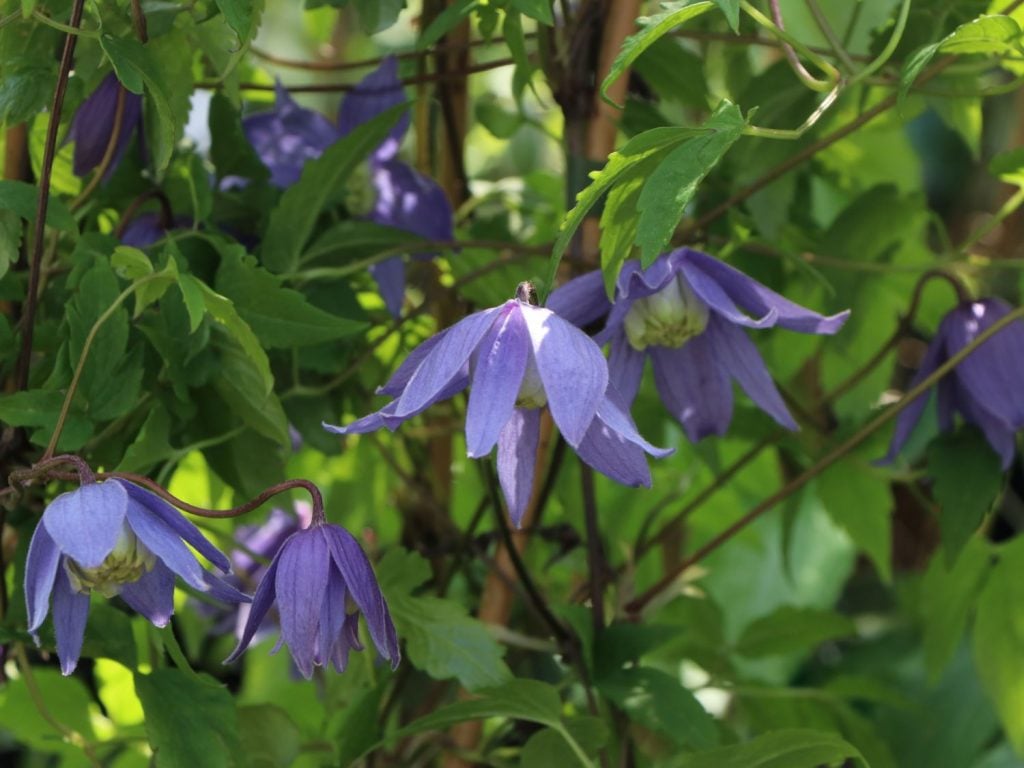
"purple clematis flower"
323,285,672,525
119,213,192,248
24,479,248,675
69,73,143,178
882,297,1024,468
338,57,454,317
243,82,339,188
225,520,399,679
548,248,850,442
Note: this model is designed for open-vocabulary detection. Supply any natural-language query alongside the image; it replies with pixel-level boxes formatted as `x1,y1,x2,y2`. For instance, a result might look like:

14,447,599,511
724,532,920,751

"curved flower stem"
9,454,95,488
30,9,99,38
13,645,103,767
847,0,912,86
113,189,175,240
803,0,856,73
625,305,1024,616
15,0,87,393
907,268,972,309
43,272,165,460
745,0,840,92
104,471,326,523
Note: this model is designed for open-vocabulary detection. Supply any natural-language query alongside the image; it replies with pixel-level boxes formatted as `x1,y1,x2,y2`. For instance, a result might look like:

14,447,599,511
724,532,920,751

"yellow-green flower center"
623,275,709,351
343,162,377,217
515,355,547,409
65,524,156,597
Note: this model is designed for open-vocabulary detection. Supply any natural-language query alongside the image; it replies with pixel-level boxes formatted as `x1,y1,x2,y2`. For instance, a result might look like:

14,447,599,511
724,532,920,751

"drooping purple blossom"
243,82,339,188
337,56,453,317
882,297,1024,468
68,73,143,179
323,286,672,525
548,248,850,442
119,213,192,248
240,59,453,317
24,480,248,675
225,520,399,679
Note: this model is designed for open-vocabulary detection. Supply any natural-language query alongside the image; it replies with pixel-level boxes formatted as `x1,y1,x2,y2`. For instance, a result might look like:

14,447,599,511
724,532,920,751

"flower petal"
43,481,129,569
124,490,209,592
120,481,231,572
396,307,501,417
545,270,613,330
521,305,607,446
650,339,733,441
596,387,674,458
225,553,281,664
497,407,541,527
119,561,176,627
680,249,850,334
70,74,142,178
377,329,449,396
879,333,945,464
276,530,330,678
575,419,652,487
608,332,646,406
466,306,529,457
944,298,1024,429
371,160,453,243
52,566,90,676
202,571,252,604
322,525,400,668
369,256,407,318
678,257,779,329
337,56,410,161
25,523,61,634
707,317,798,431
317,566,348,669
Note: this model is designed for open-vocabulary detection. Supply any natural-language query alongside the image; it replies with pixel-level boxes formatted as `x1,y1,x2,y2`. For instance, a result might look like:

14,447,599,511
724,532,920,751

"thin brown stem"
769,0,832,89
625,305,1024,616
14,0,87,392
580,464,606,631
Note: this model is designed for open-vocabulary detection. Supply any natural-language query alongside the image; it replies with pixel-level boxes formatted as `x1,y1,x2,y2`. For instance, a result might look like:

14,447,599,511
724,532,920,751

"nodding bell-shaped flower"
548,248,850,442
882,297,1024,469
243,82,340,188
24,480,248,675
323,284,672,525
68,73,143,179
225,520,399,679
338,56,454,317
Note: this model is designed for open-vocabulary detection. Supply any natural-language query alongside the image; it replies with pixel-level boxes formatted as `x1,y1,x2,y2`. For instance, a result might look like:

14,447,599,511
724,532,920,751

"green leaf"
520,718,609,767
921,538,993,681
735,606,856,658
509,0,554,25
598,152,658,294
133,258,180,319
600,1,715,106
302,219,427,266
0,179,78,235
0,208,18,280
213,0,265,43
352,0,407,33
99,33,192,172
546,126,699,297
669,729,867,768
818,461,892,582
927,426,1004,563
261,103,408,273
209,93,270,183
394,678,563,734
634,101,746,266
216,247,366,347
0,68,56,127
0,668,98,759
712,0,740,32
335,684,385,767
177,271,207,332
237,705,302,768
117,403,176,473
135,669,241,768
599,667,718,749
377,549,512,690
112,245,153,279
973,537,1024,755
186,274,274,395
900,16,1024,102
419,0,477,48
213,337,290,446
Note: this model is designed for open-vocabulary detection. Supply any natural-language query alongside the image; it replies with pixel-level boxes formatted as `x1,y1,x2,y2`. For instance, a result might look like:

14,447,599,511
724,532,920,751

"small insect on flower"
225,521,400,679
882,297,1024,468
24,480,248,675
324,283,672,525
548,248,850,442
